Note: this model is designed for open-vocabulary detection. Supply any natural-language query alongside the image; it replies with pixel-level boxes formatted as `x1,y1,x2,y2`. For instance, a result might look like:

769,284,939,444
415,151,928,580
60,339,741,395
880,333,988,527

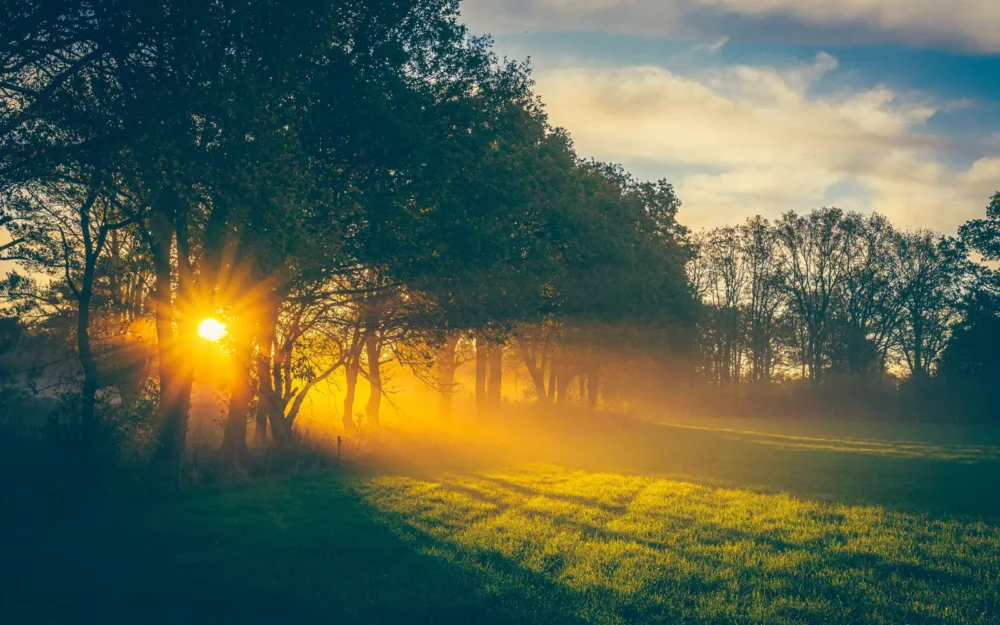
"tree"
959,192,1000,261
939,284,1000,422
774,208,849,384
693,226,746,386
4,160,138,469
829,212,901,376
739,217,783,384
894,232,968,384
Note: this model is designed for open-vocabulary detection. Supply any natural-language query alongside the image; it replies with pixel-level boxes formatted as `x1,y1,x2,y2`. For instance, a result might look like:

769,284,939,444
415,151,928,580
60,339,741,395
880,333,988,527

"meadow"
5,414,1000,624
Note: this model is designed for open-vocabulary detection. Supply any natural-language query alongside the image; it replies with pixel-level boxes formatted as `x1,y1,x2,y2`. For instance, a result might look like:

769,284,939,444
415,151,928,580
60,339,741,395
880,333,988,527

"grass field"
5,415,1000,624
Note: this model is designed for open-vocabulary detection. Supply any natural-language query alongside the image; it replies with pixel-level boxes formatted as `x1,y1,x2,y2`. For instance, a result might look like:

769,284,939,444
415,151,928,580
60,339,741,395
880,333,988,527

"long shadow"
434,475,981,588
1,475,587,625
472,474,633,514
388,471,995,623
9,461,992,625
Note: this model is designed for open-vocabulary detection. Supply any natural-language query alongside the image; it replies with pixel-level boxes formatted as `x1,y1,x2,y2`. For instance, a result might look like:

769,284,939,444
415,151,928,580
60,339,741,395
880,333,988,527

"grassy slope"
5,415,1000,624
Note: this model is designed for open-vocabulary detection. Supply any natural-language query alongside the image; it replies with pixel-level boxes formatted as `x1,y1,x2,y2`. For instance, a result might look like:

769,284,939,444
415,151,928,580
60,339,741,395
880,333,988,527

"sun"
198,317,227,342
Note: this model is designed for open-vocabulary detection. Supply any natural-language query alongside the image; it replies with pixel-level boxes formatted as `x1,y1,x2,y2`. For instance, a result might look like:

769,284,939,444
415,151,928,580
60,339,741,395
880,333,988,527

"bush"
43,382,158,470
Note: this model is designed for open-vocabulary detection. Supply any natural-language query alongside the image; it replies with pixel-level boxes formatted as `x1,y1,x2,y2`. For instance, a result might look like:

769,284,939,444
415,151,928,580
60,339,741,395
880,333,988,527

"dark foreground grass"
4,416,1000,624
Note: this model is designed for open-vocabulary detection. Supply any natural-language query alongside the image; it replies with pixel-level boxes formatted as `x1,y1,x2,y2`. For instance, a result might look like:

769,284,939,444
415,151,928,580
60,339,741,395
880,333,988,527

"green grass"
5,416,1000,624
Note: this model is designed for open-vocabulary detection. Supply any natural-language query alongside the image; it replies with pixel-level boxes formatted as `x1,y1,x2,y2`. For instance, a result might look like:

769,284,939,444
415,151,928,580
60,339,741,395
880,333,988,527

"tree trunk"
586,362,599,410
365,332,382,428
72,184,124,477
519,341,549,404
475,334,487,416
437,333,460,422
556,374,571,405
341,324,364,433
77,293,99,473
149,211,189,484
253,393,268,447
487,344,502,408
220,325,253,464
811,334,823,387
547,357,557,404
555,357,573,405
257,298,285,445
272,357,284,410
343,357,359,433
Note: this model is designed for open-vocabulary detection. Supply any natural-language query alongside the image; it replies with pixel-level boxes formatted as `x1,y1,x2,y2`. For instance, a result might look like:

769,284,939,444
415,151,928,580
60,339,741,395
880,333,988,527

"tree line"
688,202,1000,422
3,1,1000,487
0,0,694,482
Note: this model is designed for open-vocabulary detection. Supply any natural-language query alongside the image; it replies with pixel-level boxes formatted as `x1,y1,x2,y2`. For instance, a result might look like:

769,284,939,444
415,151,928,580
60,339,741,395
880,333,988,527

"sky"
459,0,1000,232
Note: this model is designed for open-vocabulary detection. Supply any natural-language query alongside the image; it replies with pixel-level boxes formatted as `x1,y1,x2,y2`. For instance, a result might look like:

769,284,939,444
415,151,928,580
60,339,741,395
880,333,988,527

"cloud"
692,36,729,54
702,0,1000,51
461,0,1000,52
529,53,998,231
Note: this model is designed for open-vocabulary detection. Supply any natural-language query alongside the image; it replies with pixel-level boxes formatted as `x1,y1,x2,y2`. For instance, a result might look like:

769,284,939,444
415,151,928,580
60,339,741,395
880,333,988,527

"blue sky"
460,0,1000,232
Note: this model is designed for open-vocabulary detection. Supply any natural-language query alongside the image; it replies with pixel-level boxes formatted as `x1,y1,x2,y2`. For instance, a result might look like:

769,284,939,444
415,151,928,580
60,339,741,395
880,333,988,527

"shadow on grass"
360,466,1000,624
437,473,984,593
1,474,586,625
6,415,1000,624
5,460,998,624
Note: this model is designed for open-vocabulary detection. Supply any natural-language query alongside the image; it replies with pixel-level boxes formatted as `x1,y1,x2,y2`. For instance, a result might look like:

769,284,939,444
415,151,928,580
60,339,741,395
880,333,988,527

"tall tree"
894,232,968,384
829,212,901,376
4,173,132,467
739,217,783,384
774,208,849,384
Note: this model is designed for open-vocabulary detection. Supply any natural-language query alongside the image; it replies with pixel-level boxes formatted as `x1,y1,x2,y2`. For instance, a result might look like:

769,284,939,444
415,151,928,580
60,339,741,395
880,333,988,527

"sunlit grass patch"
358,465,1000,624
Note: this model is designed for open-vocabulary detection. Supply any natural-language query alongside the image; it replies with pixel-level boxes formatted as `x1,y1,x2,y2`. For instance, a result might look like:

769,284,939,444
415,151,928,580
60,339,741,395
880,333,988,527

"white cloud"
530,53,998,230
964,157,1000,186
462,0,1000,52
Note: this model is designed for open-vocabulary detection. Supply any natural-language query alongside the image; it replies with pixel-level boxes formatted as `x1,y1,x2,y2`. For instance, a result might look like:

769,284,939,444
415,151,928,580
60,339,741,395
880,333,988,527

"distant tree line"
687,202,1000,422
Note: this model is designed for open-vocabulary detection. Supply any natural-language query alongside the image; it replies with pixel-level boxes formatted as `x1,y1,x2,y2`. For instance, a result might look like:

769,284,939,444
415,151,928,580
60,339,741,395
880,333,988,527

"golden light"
198,317,228,342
